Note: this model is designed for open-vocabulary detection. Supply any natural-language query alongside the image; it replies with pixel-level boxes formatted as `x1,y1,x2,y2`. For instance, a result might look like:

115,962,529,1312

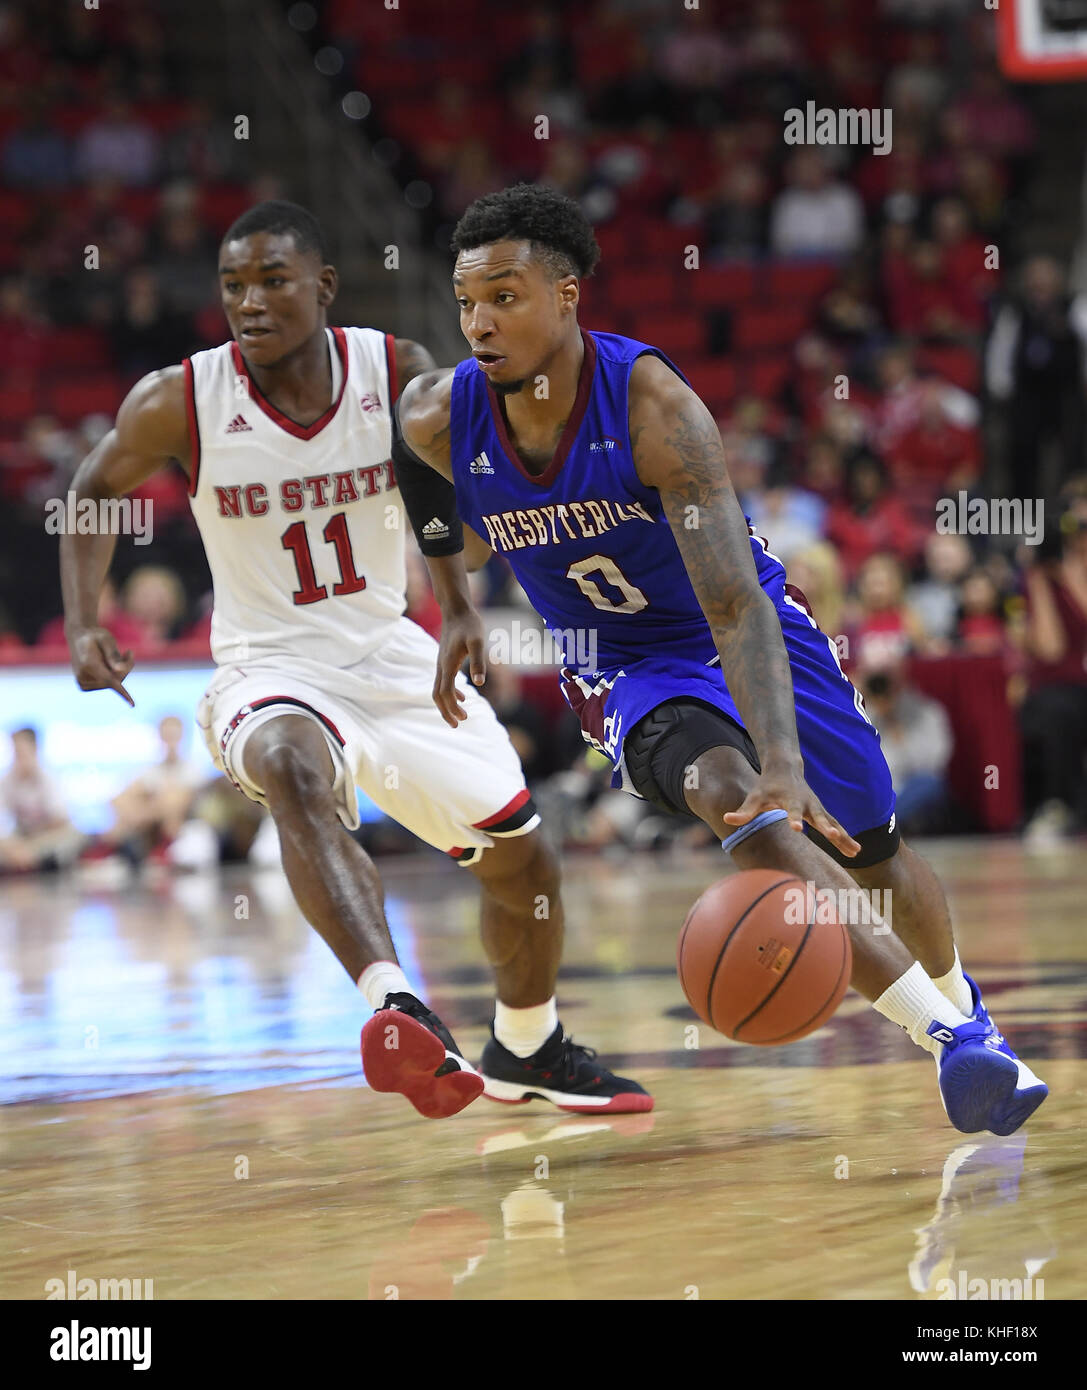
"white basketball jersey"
186,327,405,667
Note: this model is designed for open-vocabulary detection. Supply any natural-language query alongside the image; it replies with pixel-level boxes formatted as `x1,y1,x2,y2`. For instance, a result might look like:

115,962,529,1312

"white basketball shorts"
195,616,539,865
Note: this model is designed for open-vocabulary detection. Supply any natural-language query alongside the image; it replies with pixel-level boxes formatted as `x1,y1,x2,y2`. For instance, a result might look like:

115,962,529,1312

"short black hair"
452,184,600,280
221,200,328,262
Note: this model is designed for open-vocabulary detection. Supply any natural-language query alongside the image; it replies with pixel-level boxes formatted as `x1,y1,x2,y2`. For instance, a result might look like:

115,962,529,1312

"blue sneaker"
962,973,1048,1136
930,996,1048,1136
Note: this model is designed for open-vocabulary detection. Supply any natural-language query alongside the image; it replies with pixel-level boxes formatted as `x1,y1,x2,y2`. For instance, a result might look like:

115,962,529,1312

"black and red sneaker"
361,993,484,1119
479,1025,654,1114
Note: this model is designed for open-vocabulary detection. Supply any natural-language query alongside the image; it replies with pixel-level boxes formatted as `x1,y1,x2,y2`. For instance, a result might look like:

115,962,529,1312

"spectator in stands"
744,458,826,563
886,239,986,342
826,452,924,581
770,150,864,260
166,99,245,182
956,566,1009,657
437,140,503,223
0,727,82,873
75,92,160,187
703,160,770,260
2,95,71,189
886,30,948,122
871,341,979,454
888,378,981,513
931,195,994,312
110,266,195,376
89,715,206,869
907,531,973,648
656,2,736,99
986,255,1087,501
1019,501,1087,844
591,35,675,128
37,575,148,652
148,207,218,317
857,656,953,835
0,277,48,391
949,66,1036,163
785,541,846,639
849,551,927,670
119,566,188,650
506,7,576,91
802,433,846,506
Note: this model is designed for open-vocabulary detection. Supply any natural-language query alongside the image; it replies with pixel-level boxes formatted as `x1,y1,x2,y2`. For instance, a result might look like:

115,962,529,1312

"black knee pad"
806,817,901,869
623,698,761,818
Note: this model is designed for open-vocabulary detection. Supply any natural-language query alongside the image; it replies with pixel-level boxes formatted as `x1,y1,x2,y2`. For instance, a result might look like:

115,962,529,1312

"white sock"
873,962,972,1057
494,998,559,1058
358,960,414,1010
931,947,973,1017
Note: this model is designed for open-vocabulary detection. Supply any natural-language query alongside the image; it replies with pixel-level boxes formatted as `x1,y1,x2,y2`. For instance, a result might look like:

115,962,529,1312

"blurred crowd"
2,0,1086,858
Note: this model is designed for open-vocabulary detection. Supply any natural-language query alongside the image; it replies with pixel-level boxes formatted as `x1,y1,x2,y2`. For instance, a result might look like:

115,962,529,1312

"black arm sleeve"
391,402,465,557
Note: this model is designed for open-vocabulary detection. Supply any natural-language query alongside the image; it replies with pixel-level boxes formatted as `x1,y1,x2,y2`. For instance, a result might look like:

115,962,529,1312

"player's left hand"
433,607,487,727
722,770,861,858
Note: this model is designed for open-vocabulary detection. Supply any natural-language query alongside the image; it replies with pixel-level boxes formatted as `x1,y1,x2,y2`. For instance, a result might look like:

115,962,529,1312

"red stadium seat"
0,386,40,426
608,266,678,310
200,185,251,235
694,264,759,308
629,310,706,357
681,360,740,417
733,305,813,352
47,376,124,424
748,355,792,401
47,328,110,371
767,262,839,303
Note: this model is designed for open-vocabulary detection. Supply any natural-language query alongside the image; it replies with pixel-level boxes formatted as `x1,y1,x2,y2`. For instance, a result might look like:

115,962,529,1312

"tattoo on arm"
639,399,804,768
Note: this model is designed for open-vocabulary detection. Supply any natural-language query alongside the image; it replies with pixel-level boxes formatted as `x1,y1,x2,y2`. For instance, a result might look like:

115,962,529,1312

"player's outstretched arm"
629,355,860,856
397,370,491,726
60,366,191,706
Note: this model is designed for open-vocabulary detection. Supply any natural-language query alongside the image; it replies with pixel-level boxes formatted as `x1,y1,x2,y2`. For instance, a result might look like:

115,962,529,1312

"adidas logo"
422,517,449,538
226,414,252,433
359,393,382,413
469,451,494,474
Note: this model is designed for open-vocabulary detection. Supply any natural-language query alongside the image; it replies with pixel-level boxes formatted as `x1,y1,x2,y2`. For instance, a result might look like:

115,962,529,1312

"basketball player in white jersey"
59,201,650,1119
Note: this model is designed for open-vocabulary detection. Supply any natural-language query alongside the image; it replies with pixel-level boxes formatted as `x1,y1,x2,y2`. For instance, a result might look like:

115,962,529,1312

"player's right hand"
433,608,486,727
69,627,136,706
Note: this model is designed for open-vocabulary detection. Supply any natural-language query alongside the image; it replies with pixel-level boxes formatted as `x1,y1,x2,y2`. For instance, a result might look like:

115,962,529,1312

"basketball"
677,870,852,1045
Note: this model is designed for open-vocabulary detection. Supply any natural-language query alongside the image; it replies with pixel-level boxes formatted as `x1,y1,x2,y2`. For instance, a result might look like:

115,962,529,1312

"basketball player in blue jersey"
59,199,649,1120
395,184,1047,1135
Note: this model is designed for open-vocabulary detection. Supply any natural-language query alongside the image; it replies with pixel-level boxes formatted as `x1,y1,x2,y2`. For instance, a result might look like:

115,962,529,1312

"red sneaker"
361,993,484,1119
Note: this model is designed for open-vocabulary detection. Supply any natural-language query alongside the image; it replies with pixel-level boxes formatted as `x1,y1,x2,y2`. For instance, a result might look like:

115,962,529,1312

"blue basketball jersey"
449,329,786,671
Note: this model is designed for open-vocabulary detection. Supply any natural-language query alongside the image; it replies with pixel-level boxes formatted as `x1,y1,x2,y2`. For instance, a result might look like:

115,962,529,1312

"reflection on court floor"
1,839,1083,1299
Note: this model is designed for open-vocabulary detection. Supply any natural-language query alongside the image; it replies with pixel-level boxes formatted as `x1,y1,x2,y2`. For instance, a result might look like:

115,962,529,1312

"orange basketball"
677,870,852,1045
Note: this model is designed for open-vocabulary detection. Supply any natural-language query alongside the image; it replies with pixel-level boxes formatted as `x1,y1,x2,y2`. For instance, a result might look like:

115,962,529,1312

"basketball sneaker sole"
481,1075,655,1113
361,1011,483,1119
938,1045,1048,1136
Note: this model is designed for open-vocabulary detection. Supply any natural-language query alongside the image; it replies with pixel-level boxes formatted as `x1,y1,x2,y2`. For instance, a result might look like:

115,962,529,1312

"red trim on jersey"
229,328,349,439
486,328,597,489
182,357,201,497
385,332,398,404
472,787,532,830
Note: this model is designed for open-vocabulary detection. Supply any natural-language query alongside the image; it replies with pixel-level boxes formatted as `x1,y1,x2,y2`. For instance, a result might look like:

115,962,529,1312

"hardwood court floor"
1,839,1084,1300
